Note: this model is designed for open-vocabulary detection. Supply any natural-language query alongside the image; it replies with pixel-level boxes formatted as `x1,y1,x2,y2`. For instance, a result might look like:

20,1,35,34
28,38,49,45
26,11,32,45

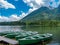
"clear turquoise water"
0,26,60,45
21,26,60,45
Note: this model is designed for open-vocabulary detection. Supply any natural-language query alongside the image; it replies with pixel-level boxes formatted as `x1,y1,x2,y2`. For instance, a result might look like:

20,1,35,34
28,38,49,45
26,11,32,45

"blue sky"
0,0,30,17
0,0,60,22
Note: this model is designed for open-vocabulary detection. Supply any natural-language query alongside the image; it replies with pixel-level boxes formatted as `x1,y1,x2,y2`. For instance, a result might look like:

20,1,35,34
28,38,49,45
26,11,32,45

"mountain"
54,5,60,20
20,5,60,23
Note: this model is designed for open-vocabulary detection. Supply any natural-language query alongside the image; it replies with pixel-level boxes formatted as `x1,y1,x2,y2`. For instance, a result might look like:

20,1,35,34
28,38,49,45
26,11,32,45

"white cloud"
0,13,28,22
0,16,9,22
0,0,15,9
49,0,60,8
22,0,45,20
23,0,45,9
14,0,59,21
23,0,60,10
0,0,60,22
9,15,20,21
35,0,44,5
22,0,60,19
0,14,20,22
19,7,38,20
0,10,33,22
19,12,27,20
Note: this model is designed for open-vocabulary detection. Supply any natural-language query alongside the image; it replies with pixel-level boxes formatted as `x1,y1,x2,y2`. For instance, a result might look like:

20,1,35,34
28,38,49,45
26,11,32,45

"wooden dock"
0,36,18,45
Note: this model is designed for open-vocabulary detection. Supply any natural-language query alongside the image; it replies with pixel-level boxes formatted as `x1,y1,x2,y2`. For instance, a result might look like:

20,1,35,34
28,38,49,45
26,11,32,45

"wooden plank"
0,36,3,41
0,36,18,45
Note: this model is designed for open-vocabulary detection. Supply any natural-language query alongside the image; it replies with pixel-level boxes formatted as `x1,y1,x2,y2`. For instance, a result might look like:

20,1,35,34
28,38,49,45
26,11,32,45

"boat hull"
19,39,40,45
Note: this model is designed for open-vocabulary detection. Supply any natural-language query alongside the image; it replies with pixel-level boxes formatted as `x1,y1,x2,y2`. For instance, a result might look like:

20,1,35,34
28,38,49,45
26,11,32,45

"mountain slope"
20,5,60,23
54,5,60,20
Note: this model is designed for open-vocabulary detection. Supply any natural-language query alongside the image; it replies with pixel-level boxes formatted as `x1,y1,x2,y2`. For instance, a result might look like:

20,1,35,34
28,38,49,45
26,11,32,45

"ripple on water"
47,43,60,45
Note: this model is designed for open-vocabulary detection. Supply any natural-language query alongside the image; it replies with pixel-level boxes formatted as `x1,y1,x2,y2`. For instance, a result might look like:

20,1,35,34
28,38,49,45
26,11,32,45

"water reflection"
0,26,60,45
21,26,60,45
0,26,23,32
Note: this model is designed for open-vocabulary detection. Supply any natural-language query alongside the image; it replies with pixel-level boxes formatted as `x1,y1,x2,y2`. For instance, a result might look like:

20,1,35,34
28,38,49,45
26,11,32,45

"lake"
0,26,60,45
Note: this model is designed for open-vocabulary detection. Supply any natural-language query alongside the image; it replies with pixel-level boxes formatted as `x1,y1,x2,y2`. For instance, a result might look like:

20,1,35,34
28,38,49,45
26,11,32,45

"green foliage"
0,20,59,27
0,21,25,26
0,6,60,26
24,20,59,27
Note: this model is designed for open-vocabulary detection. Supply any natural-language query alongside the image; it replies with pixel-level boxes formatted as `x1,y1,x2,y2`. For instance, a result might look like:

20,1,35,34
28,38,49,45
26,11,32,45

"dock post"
1,41,9,45
42,41,46,45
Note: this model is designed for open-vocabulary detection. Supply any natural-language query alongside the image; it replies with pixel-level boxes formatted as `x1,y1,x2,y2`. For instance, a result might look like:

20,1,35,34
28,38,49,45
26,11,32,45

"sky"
0,0,60,22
